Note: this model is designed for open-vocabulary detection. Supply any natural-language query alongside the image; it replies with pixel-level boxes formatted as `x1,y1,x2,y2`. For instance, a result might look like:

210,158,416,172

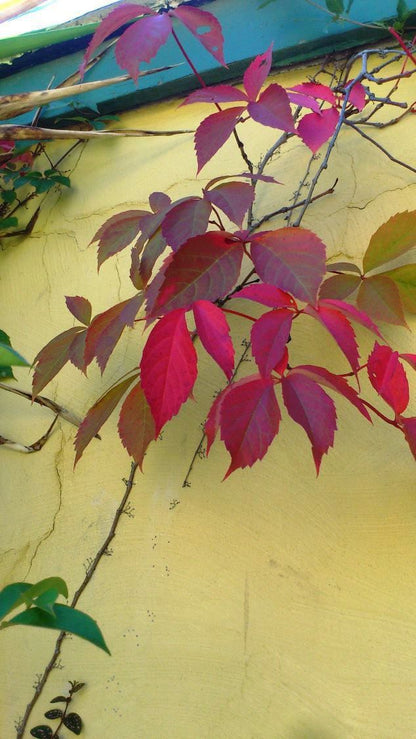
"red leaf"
193,300,234,379
305,303,359,373
400,353,416,371
65,296,92,326
282,372,337,473
85,293,144,373
195,106,245,172
357,275,407,326
205,390,224,453
287,91,321,113
118,381,156,470
80,4,153,76
347,81,366,111
115,13,172,82
243,45,273,101
171,6,226,67
149,191,171,212
251,309,293,377
161,197,211,250
290,365,371,421
297,107,339,153
367,343,409,415
68,329,87,373
149,231,244,317
319,298,382,336
90,210,146,270
140,309,198,435
130,245,144,290
74,373,139,465
251,228,326,303
234,283,297,309
319,273,361,300
248,84,295,132
183,85,247,105
205,181,254,227
399,416,416,460
363,210,416,274
32,327,84,397
220,375,281,478
289,82,336,105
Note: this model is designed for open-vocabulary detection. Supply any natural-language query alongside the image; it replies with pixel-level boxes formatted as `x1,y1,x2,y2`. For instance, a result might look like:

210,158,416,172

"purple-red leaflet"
319,274,361,301
195,106,245,172
193,300,234,379
250,228,326,304
346,81,366,111
297,107,339,153
219,375,281,478
287,91,321,113
234,283,297,309
68,329,88,373
161,197,211,250
84,293,144,373
400,353,416,371
115,13,172,82
288,82,336,105
204,181,254,227
243,45,273,101
65,296,92,326
139,227,168,286
251,309,293,377
91,210,147,270
183,85,248,105
32,327,85,397
148,231,244,318
357,275,407,327
80,4,153,76
289,365,371,421
149,191,171,212
399,416,416,459
74,373,139,465
248,84,296,132
140,309,198,435
304,303,360,374
170,5,226,67
281,372,337,473
367,342,409,415
118,381,156,470
319,298,382,337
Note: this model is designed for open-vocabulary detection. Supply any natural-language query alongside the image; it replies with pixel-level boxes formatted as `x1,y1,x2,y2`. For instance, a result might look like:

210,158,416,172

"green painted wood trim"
0,23,98,62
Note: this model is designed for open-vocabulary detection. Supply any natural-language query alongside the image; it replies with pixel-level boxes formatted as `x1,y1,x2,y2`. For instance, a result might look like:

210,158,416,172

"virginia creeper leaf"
248,84,296,132
80,4,153,76
243,45,273,101
220,375,281,478
297,106,339,153
327,261,362,275
149,191,171,212
32,327,84,397
193,300,234,379
205,181,254,227
139,227,168,285
195,106,245,172
68,330,87,372
140,309,198,435
85,293,144,373
400,353,416,371
367,342,409,415
205,389,226,454
347,81,366,111
289,82,337,105
65,296,92,326
282,372,337,473
91,210,146,270
161,197,211,250
251,309,293,377
251,228,326,303
287,90,321,113
183,85,247,105
130,244,145,290
234,282,297,309
357,275,407,326
305,303,360,373
290,365,371,421
363,210,416,273
319,273,361,300
118,381,156,470
74,373,139,464
382,264,416,313
115,13,172,82
318,298,382,336
149,232,244,317
399,416,416,460
171,5,226,66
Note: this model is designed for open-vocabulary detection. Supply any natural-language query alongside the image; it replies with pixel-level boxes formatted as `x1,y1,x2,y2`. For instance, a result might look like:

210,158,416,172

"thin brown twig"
16,462,139,739
345,120,416,172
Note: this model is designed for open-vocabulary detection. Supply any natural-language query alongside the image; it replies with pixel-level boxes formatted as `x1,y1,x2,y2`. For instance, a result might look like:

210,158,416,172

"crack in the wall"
23,427,65,580
346,183,416,212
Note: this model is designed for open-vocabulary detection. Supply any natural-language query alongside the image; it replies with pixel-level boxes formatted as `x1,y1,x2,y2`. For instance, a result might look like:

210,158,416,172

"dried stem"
345,120,416,172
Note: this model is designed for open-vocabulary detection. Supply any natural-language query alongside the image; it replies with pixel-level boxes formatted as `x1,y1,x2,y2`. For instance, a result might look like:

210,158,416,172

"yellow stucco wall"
1,58,416,738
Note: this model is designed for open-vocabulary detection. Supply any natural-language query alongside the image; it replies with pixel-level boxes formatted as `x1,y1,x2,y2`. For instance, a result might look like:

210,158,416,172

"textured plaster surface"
1,60,415,738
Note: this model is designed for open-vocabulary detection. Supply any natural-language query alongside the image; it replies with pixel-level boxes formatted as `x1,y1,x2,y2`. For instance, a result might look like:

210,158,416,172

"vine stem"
16,462,139,739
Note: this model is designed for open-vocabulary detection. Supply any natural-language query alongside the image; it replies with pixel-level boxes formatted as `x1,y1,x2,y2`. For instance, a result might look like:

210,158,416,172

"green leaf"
0,330,16,378
357,275,407,326
44,709,63,720
8,603,110,654
0,341,29,367
396,0,409,20
383,264,416,312
1,189,16,203
33,588,61,616
14,577,68,611
0,216,18,229
363,210,416,273
325,0,344,14
0,582,31,620
30,726,53,738
64,712,82,735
